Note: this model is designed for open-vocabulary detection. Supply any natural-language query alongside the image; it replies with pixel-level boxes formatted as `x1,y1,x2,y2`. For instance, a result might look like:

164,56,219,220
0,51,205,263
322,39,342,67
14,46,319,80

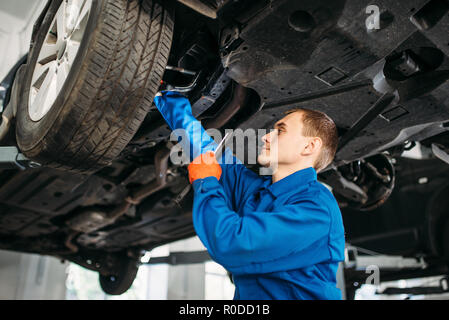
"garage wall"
0,0,47,82
0,249,68,300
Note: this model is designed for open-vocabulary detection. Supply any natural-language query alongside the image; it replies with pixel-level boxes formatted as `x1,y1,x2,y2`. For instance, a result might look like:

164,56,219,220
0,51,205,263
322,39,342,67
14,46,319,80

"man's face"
257,111,316,169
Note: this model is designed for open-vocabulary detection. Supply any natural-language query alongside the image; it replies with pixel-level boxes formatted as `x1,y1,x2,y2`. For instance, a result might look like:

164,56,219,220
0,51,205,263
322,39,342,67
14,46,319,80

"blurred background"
0,236,236,300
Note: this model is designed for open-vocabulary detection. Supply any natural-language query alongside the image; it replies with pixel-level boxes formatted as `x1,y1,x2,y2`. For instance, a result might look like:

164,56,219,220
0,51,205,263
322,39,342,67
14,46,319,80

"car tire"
99,257,139,295
443,219,449,259
16,0,174,173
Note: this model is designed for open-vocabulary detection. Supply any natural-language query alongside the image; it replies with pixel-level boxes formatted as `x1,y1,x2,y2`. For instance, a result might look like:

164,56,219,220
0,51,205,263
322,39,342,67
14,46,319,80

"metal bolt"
28,161,41,168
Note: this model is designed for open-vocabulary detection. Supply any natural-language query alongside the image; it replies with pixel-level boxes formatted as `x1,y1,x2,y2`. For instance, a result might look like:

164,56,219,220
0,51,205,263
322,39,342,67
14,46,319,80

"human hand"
188,151,222,184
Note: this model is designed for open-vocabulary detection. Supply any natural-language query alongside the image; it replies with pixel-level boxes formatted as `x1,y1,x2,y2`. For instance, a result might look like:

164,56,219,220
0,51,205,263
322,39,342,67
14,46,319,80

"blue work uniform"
154,91,346,300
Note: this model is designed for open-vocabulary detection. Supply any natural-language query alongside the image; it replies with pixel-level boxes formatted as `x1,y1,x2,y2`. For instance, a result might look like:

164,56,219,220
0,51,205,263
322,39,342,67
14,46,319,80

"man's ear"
303,137,322,156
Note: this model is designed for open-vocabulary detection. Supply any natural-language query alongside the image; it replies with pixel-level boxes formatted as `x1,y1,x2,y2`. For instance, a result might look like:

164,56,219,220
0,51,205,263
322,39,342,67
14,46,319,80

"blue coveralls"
154,91,346,300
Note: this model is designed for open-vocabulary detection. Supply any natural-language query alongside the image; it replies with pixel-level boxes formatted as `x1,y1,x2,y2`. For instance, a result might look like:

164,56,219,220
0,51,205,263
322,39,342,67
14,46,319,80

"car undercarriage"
0,0,449,296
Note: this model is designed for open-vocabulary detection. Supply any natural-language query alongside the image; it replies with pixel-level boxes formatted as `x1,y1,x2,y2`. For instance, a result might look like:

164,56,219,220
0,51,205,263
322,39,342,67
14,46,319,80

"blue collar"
265,167,317,197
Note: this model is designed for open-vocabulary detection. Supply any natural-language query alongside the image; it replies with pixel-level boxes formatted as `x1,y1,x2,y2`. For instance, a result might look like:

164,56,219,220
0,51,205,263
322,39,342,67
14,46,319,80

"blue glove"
153,91,214,161
153,91,238,164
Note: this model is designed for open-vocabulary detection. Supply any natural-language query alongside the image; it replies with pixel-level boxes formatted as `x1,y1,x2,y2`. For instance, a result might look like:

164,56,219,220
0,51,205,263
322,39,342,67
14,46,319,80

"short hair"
285,108,339,172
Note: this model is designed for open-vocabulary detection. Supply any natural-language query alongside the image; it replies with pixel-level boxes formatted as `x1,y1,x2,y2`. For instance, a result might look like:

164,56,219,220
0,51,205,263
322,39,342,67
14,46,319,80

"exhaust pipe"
177,0,218,19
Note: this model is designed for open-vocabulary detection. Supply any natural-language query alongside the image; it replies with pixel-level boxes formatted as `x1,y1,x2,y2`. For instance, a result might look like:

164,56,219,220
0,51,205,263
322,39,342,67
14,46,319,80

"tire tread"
20,0,174,173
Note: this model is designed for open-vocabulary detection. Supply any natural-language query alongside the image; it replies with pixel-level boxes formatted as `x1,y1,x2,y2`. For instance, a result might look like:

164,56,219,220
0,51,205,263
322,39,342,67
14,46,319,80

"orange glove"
188,151,222,184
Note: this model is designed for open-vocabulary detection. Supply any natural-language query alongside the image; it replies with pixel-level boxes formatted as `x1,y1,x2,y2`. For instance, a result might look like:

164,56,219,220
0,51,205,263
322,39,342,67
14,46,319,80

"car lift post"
0,146,40,170
143,250,211,266
344,245,449,298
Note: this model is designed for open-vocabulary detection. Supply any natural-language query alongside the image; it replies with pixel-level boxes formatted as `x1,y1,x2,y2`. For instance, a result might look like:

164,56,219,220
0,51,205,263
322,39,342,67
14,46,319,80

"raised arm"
153,91,216,160
153,91,262,210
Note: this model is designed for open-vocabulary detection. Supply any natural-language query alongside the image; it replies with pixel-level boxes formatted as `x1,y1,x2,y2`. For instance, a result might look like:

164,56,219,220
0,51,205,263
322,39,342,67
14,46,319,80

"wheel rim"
28,0,92,121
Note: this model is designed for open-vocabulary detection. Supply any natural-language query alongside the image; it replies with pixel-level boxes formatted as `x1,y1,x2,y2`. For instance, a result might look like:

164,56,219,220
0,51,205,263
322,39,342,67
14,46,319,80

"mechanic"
153,91,345,300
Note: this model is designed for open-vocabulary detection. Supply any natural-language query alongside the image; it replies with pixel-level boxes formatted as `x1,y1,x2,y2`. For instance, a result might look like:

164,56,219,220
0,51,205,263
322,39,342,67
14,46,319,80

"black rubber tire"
99,257,139,295
16,0,174,173
443,219,449,259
